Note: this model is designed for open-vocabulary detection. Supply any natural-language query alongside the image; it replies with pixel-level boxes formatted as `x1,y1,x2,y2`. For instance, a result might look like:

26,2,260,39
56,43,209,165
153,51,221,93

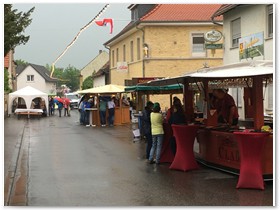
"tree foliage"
82,76,93,90
4,4,35,56
4,68,12,93
15,59,28,66
62,65,81,92
45,64,81,92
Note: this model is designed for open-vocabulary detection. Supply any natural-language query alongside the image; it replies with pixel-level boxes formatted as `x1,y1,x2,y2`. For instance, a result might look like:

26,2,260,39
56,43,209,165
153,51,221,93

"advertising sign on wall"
239,32,264,60
116,62,128,72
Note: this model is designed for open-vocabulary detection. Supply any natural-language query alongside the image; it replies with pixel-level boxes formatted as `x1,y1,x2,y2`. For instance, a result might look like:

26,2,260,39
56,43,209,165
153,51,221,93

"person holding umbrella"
54,97,63,117
63,97,71,117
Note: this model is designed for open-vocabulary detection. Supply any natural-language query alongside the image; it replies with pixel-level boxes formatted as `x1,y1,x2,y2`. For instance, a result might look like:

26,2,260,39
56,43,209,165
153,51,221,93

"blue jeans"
84,110,90,125
108,108,115,126
80,110,85,124
100,110,106,125
149,134,164,163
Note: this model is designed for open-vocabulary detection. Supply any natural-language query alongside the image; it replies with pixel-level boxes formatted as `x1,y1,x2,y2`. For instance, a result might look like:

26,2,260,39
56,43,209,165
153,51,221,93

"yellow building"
104,4,224,109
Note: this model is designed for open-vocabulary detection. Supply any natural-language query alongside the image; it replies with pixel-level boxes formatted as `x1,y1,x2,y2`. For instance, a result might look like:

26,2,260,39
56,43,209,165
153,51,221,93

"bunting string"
51,4,110,77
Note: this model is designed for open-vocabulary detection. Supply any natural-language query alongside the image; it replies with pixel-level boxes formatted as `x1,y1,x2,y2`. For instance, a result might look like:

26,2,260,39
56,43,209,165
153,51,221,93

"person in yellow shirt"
148,102,164,165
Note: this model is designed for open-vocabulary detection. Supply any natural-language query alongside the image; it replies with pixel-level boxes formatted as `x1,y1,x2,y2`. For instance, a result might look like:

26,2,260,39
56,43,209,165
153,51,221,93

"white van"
65,93,80,109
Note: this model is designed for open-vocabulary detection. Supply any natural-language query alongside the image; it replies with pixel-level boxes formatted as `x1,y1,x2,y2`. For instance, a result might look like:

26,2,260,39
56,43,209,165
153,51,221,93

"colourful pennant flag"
95,18,113,34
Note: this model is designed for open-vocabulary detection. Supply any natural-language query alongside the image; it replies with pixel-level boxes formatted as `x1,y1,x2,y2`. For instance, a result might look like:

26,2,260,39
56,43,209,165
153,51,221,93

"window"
267,4,273,38
231,18,241,48
112,50,115,67
123,45,126,62
27,75,34,82
191,33,205,57
116,48,119,63
137,38,141,60
130,41,134,62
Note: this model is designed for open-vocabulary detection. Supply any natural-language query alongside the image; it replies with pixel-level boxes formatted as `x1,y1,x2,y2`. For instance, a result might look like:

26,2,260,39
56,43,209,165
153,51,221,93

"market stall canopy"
145,60,273,87
125,84,183,94
8,86,49,114
184,60,273,78
77,84,126,94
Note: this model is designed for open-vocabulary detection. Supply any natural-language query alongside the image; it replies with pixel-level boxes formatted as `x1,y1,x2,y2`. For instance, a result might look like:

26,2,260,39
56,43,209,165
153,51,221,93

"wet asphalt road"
4,110,274,206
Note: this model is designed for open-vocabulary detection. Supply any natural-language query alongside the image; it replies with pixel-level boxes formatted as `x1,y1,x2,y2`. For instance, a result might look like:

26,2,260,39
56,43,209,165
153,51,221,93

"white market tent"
8,86,49,115
77,84,126,94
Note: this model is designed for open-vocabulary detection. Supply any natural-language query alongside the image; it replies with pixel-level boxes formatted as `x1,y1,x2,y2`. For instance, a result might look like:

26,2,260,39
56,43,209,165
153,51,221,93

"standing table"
160,123,174,163
233,131,270,190
170,124,200,171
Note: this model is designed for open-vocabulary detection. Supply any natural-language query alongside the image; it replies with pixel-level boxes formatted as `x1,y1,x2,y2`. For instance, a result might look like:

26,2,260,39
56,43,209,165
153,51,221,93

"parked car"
65,93,80,109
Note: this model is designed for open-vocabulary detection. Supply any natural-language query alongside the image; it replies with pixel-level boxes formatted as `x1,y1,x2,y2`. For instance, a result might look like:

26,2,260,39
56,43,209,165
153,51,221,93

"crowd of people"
140,89,239,164
42,90,239,165
78,95,133,127
45,94,135,128
141,97,185,165
48,96,71,117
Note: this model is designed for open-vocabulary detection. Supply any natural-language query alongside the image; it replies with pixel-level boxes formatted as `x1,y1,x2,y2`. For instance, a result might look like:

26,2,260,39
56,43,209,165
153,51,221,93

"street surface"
4,110,274,206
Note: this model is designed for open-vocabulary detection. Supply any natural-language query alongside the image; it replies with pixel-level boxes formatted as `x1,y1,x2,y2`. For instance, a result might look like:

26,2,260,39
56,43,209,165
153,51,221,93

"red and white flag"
95,18,113,34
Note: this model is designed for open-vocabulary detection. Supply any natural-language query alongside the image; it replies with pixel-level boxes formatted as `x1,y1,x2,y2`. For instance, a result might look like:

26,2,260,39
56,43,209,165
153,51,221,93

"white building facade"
212,4,274,119
16,64,57,95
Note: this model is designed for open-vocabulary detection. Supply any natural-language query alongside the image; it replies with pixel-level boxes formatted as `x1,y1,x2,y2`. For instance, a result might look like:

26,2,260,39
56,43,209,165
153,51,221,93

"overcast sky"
12,3,131,69
7,0,277,71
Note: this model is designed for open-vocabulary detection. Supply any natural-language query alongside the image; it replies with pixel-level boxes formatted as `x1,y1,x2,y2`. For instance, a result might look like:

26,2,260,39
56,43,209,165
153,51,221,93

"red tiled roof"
141,4,223,22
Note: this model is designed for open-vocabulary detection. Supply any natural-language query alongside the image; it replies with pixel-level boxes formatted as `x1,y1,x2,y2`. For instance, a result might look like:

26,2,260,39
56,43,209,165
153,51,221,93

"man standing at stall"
212,89,239,125
107,96,116,127
99,98,107,127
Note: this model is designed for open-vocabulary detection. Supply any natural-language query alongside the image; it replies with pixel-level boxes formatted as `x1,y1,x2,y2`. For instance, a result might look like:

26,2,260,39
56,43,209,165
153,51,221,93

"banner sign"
239,32,264,60
116,62,128,72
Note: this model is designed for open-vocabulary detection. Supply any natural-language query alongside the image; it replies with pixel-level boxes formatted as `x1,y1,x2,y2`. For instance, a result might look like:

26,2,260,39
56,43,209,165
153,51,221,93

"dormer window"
129,4,156,21
132,9,138,20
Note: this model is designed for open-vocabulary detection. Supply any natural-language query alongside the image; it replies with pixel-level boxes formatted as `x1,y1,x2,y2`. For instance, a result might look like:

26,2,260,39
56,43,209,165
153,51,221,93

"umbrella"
54,97,63,104
62,97,70,106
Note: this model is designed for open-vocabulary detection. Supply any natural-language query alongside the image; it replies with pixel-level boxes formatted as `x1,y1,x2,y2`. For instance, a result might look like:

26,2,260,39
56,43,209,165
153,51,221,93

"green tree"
52,67,64,87
15,59,28,66
4,4,35,56
82,76,93,90
4,68,12,93
62,65,80,92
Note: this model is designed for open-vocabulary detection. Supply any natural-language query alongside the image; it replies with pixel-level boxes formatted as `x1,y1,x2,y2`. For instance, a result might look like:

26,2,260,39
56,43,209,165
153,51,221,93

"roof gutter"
211,16,223,26
136,24,146,78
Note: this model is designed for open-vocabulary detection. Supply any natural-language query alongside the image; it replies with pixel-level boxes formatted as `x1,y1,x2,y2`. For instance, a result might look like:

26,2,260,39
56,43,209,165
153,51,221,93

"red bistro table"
233,131,270,190
160,123,175,163
169,124,200,171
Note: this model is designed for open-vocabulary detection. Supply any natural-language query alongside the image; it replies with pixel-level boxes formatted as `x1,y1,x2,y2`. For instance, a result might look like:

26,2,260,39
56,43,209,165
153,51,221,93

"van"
65,93,80,109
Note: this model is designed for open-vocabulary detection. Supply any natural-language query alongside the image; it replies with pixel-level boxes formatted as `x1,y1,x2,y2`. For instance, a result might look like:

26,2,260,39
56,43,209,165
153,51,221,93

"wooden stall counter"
90,106,130,126
195,128,273,180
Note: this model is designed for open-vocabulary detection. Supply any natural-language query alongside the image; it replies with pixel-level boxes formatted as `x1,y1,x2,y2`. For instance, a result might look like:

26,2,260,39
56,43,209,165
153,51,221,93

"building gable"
16,63,58,83
80,51,109,82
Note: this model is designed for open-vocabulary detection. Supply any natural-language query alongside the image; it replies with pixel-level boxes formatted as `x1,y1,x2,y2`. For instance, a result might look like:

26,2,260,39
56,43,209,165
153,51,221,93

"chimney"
99,50,102,54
